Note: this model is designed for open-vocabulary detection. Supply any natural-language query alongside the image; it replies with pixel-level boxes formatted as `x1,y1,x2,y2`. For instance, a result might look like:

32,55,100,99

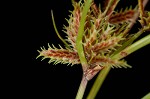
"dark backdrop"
11,0,150,99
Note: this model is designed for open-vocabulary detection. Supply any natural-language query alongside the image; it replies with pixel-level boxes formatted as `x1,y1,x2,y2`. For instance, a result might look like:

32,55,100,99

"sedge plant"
37,0,150,99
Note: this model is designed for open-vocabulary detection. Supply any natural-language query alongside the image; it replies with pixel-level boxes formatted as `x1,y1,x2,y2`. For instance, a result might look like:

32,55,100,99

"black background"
8,0,150,99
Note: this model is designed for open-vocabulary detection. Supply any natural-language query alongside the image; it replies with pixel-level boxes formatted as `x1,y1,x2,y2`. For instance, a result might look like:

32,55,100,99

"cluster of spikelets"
37,0,149,72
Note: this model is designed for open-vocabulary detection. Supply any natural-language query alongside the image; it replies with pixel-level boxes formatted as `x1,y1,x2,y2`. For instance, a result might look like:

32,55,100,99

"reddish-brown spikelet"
91,36,122,54
90,55,130,68
64,2,82,50
109,9,135,24
38,46,80,65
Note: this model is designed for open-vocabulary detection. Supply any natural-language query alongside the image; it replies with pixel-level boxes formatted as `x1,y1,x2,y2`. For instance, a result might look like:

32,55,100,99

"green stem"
113,34,150,60
111,26,149,57
76,0,92,70
126,34,150,54
142,92,150,99
87,65,111,99
75,76,88,99
51,10,71,49
111,29,144,57
75,0,92,99
87,34,150,99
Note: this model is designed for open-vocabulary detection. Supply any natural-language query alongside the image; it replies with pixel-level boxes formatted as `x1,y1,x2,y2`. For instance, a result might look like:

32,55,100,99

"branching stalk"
75,0,92,99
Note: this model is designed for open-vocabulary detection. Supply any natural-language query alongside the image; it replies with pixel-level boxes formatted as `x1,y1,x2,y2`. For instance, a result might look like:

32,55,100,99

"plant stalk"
142,92,150,99
87,65,111,99
51,10,70,49
113,34,150,60
75,76,88,99
76,0,92,71
75,0,92,99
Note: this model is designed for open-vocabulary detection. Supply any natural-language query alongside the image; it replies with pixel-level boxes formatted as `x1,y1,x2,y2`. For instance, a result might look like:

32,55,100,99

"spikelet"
89,54,131,68
37,44,80,66
99,23,116,40
63,2,83,50
139,11,150,29
91,2,101,18
91,34,123,54
83,24,99,51
109,6,136,24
